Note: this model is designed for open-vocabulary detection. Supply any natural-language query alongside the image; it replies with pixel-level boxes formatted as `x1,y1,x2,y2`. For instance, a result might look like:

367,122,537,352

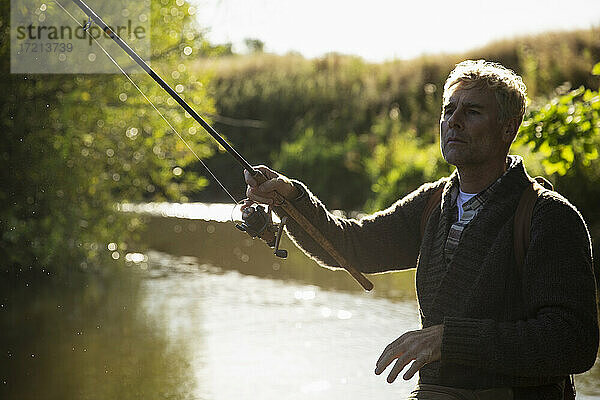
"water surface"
2,203,599,399
142,251,420,399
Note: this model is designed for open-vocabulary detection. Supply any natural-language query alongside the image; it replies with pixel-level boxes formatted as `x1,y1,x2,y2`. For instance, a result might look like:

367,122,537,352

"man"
243,60,598,399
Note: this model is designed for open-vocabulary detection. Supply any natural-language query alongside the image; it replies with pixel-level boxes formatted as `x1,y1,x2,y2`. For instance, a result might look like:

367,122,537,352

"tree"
0,0,217,273
244,38,265,54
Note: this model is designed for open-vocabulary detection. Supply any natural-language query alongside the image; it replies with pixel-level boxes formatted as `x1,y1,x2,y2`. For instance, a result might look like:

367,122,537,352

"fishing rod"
65,0,374,291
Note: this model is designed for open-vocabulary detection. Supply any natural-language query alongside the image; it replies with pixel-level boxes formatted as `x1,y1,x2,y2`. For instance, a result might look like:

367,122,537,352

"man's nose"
447,109,463,130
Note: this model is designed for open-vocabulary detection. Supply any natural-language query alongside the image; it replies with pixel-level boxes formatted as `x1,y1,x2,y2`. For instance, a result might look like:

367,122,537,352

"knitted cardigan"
275,158,598,399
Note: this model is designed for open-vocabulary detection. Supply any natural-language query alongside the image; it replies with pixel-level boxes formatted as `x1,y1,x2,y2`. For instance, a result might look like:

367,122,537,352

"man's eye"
467,109,480,114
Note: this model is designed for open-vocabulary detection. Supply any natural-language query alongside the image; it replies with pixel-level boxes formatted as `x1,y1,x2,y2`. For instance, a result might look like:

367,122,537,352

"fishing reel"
235,203,288,258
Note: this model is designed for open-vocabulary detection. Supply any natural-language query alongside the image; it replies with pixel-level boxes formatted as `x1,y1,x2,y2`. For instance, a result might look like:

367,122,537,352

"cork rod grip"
277,197,374,291
251,169,373,291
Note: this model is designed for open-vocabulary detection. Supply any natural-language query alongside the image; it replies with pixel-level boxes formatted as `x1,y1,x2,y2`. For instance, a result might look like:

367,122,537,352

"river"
2,203,599,399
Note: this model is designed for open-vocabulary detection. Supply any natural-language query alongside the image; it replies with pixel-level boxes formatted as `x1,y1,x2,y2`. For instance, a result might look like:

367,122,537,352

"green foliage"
480,30,600,99
0,0,216,272
196,29,599,207
363,117,451,211
275,128,372,210
244,38,265,54
518,86,600,176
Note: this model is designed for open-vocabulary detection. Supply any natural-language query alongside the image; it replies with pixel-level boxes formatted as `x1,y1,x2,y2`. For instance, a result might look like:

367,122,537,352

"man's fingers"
248,193,273,205
240,199,254,211
375,326,443,384
375,355,392,374
244,165,297,201
403,359,424,380
375,345,395,374
246,187,274,205
375,348,405,375
250,165,278,184
244,169,258,187
247,179,277,198
258,178,281,193
245,168,280,192
386,356,412,383
374,345,417,383
254,165,278,179
376,335,411,373
245,166,276,186
386,350,415,382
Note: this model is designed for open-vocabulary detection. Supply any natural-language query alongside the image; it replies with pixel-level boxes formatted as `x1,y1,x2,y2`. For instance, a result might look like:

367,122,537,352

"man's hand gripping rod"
250,170,374,291
69,0,373,291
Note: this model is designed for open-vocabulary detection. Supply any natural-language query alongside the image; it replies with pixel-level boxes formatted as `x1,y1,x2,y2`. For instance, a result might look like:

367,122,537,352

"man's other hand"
375,324,444,383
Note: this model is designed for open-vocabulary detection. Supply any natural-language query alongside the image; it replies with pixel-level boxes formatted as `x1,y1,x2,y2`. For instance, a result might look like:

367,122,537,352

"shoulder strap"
419,175,552,264
512,177,574,397
420,186,444,239
513,176,553,270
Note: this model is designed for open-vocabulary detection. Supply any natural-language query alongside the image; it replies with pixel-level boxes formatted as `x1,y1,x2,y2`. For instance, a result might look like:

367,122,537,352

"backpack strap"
513,176,553,270
420,176,553,256
420,185,444,239
511,177,576,399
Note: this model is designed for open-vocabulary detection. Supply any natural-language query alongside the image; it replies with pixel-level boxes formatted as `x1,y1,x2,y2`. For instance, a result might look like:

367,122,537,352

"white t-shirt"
457,189,477,221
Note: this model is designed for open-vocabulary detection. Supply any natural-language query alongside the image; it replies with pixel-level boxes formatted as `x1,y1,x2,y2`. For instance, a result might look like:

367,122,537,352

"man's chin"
441,151,466,167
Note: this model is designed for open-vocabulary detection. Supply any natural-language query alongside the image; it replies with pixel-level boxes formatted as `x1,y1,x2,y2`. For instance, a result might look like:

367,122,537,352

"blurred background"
1,0,600,398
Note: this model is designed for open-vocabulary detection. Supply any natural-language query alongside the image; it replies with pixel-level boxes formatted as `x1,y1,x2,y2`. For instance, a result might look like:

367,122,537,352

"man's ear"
502,117,520,144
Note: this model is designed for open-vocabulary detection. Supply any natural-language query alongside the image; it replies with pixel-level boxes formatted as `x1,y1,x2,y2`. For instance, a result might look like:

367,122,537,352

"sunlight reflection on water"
119,202,355,223
140,250,420,399
119,202,247,222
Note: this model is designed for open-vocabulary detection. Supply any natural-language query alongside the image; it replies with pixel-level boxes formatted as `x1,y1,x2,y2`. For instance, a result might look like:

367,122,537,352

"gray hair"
443,60,527,123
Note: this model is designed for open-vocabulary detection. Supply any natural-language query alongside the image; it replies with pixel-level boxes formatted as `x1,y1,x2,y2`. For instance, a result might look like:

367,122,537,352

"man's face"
440,83,513,168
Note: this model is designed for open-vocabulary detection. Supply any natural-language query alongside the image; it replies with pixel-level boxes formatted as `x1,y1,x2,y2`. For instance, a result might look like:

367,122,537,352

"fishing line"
54,0,240,205
54,0,373,289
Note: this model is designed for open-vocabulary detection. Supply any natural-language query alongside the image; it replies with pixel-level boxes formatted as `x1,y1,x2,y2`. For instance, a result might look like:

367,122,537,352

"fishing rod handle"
279,199,374,291
251,170,374,291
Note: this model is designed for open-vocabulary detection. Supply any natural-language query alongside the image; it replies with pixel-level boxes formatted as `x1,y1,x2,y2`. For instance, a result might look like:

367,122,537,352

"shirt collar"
451,155,521,211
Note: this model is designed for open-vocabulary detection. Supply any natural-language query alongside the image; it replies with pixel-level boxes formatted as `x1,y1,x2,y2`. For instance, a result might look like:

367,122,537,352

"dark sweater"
276,157,598,399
